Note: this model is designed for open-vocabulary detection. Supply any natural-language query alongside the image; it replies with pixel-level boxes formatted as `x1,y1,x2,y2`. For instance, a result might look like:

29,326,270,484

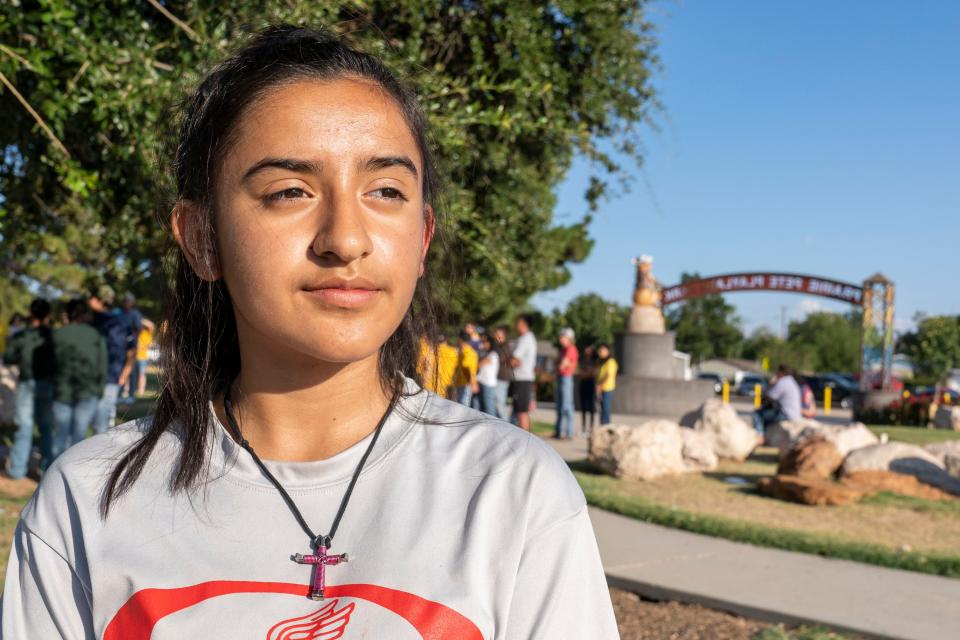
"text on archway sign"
661,273,864,306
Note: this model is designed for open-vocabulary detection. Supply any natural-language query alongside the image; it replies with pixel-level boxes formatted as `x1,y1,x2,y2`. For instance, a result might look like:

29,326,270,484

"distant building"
694,358,765,385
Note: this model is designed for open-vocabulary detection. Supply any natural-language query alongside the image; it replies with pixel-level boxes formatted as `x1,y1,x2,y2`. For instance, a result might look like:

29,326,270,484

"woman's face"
209,78,431,365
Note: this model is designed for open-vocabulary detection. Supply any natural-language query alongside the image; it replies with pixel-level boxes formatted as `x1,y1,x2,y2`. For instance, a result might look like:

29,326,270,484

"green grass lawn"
866,425,960,446
541,420,960,578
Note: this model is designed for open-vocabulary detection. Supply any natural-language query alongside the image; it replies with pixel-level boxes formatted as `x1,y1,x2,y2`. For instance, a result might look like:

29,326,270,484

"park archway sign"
659,271,895,397
661,272,864,306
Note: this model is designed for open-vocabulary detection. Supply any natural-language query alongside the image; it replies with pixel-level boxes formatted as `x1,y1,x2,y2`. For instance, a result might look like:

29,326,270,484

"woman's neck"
215,349,392,463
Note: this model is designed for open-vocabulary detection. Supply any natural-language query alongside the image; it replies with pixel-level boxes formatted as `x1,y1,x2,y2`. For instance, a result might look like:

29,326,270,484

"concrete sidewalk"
541,432,960,640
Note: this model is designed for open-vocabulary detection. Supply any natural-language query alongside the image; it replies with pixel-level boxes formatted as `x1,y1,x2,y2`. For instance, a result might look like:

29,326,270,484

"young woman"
2,26,618,639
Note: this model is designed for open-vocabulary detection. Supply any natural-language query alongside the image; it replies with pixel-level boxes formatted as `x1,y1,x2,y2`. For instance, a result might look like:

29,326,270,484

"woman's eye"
265,188,309,202
370,187,407,201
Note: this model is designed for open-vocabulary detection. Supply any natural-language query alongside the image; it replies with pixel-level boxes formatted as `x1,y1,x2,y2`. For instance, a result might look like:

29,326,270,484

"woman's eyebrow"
360,155,419,178
242,157,323,181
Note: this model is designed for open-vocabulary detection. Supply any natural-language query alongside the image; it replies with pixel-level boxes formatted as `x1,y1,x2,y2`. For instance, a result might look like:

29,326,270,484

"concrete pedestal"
611,376,716,418
611,331,714,419
616,332,680,379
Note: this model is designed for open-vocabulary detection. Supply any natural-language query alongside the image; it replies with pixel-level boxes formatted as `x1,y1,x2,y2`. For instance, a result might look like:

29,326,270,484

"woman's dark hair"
102,25,442,516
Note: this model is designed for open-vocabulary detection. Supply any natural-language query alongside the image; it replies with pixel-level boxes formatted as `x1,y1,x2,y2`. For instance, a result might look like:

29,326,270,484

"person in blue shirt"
89,286,137,434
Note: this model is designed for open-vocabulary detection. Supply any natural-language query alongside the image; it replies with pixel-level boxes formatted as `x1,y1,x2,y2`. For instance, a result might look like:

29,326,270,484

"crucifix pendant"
292,542,349,601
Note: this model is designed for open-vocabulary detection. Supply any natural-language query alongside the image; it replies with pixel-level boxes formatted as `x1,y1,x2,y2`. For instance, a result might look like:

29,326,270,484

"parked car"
804,375,855,409
697,372,725,394
913,386,960,404
737,375,768,397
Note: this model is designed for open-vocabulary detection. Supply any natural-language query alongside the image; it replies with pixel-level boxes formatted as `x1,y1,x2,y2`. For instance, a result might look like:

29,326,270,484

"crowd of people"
1,287,153,481
418,315,620,436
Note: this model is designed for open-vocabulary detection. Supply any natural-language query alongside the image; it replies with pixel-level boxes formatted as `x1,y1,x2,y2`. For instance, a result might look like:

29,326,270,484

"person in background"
452,330,479,406
753,364,802,436
476,333,500,416
2,299,56,480
463,323,483,410
510,314,537,431
464,322,482,355
118,294,145,404
89,286,136,433
492,325,514,420
134,319,156,397
52,299,106,458
7,313,25,339
578,345,597,437
554,327,578,440
595,343,618,425
799,376,817,419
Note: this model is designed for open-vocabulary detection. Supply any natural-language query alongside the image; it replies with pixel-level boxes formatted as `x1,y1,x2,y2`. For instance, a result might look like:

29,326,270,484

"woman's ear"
171,200,222,281
419,204,436,278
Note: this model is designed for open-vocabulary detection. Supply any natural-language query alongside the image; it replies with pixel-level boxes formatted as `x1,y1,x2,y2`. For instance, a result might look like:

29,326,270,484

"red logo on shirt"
267,599,354,640
103,581,483,640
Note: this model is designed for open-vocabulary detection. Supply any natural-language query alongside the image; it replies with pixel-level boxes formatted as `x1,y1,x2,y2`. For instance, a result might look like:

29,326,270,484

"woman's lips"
304,287,380,308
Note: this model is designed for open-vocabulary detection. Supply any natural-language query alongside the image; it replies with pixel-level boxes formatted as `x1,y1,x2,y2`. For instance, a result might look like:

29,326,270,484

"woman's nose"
311,192,374,264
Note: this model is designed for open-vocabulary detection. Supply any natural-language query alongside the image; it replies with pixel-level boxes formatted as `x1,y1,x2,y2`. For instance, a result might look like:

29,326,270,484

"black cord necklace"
222,380,398,601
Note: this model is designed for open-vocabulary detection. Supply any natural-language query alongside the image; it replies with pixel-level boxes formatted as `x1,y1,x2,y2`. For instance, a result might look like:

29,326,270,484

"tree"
783,311,861,373
665,272,743,363
0,1,660,324
899,315,960,383
549,293,629,349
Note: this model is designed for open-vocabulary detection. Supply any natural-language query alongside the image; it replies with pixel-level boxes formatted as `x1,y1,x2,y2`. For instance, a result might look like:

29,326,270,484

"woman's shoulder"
20,417,177,538
411,391,585,519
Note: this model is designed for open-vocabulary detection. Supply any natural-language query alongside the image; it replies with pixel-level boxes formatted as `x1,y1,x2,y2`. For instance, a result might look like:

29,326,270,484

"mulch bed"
611,587,770,639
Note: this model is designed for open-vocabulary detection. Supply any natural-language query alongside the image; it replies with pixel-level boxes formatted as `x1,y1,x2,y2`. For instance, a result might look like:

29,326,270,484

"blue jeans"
555,375,575,437
122,360,145,400
9,379,54,478
753,407,785,436
600,390,614,425
53,397,99,458
456,386,473,407
94,382,120,434
479,384,498,416
495,380,510,420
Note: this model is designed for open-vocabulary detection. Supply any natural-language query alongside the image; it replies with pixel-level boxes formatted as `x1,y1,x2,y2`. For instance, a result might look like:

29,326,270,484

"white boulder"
841,442,960,495
679,427,718,471
588,421,687,481
766,418,823,455
801,422,879,457
693,398,760,461
924,441,960,465
946,454,960,479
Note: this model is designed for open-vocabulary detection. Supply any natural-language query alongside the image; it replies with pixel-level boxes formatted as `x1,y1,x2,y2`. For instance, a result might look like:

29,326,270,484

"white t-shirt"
512,332,537,382
767,375,802,421
477,350,499,387
2,379,618,639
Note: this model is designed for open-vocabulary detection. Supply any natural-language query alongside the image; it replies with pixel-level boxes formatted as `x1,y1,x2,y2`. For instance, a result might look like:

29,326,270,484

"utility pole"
780,305,788,340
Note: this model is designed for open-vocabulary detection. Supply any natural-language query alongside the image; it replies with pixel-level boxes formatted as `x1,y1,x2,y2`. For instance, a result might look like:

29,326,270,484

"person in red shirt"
554,328,580,440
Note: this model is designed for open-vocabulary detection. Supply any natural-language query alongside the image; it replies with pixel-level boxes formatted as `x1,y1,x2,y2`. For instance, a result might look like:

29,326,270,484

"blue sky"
532,0,960,335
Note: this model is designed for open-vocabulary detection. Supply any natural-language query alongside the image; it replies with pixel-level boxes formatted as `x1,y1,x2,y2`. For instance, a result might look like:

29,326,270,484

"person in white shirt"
510,314,538,431
2,25,619,639
476,333,500,416
753,364,802,435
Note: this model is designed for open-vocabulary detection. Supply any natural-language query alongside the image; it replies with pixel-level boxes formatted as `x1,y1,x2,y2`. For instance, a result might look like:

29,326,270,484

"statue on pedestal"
628,254,665,334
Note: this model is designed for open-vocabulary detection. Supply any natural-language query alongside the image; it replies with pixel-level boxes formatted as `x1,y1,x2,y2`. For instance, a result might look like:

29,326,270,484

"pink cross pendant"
292,544,349,601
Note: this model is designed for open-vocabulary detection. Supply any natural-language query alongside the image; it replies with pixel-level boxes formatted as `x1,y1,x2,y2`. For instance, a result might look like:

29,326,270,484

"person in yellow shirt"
418,335,459,400
594,343,618,425
134,322,155,396
452,330,479,406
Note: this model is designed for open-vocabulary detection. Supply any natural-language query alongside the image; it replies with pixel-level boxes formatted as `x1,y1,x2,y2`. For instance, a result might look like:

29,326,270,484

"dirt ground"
611,587,769,639
610,588,852,640
602,447,960,556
